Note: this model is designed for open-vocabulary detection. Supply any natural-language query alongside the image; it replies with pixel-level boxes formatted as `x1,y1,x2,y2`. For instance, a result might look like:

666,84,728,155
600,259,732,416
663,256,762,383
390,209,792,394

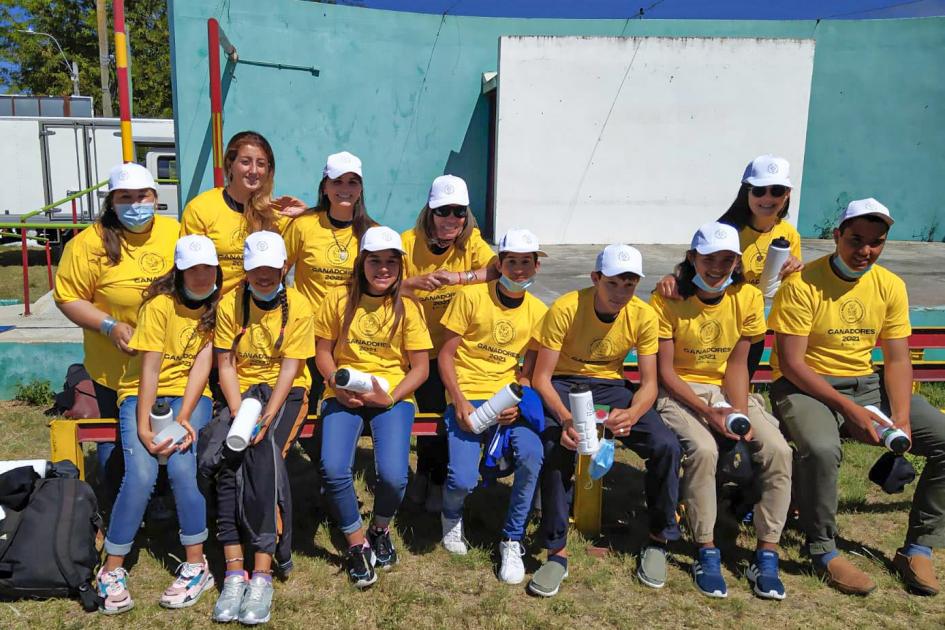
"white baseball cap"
497,228,547,257
839,197,894,226
175,235,219,270
691,221,742,255
360,226,405,253
107,162,156,192
323,151,363,180
243,231,287,271
741,154,792,188
595,244,644,278
428,175,470,209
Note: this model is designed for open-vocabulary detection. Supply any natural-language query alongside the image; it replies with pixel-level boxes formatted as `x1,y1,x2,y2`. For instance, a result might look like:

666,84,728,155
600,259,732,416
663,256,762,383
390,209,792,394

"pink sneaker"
96,566,134,615
160,556,215,609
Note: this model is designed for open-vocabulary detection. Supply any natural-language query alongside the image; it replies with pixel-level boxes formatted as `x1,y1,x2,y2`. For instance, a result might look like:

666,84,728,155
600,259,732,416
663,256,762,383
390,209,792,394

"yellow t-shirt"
313,285,432,403
180,188,289,295
738,220,802,286
53,216,179,390
538,287,659,380
213,286,315,391
283,211,356,313
117,294,213,403
440,281,547,401
768,255,912,379
401,227,497,352
649,284,766,386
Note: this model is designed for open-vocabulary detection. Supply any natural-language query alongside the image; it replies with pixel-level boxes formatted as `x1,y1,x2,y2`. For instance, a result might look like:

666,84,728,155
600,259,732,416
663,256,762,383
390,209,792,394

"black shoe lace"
373,530,393,559
347,547,369,577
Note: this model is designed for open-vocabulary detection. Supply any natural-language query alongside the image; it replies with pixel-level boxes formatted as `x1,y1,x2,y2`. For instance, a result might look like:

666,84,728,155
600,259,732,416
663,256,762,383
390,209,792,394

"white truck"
0,116,178,231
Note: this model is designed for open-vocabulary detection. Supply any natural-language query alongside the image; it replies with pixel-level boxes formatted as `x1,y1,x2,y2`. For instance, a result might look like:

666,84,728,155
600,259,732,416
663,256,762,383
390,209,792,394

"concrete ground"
0,239,943,345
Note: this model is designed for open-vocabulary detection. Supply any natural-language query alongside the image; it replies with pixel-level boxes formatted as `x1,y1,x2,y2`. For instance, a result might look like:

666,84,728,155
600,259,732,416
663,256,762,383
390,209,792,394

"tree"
0,0,172,118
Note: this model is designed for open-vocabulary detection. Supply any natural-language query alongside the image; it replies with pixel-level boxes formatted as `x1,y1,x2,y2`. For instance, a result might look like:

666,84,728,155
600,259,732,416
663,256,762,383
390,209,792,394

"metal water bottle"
467,383,524,434
149,400,174,464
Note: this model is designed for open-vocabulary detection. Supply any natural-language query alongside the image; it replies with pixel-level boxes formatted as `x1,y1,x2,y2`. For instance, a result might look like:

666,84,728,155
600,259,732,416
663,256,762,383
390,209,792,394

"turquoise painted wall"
0,342,83,400
169,2,944,241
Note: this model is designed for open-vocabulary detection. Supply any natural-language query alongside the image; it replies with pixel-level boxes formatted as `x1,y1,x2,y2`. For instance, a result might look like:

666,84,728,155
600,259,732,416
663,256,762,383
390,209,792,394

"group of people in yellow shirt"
51,134,944,623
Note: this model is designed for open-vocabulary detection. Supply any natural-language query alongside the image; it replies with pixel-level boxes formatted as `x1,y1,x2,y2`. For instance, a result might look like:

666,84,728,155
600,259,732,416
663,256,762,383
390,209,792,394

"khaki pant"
657,382,793,544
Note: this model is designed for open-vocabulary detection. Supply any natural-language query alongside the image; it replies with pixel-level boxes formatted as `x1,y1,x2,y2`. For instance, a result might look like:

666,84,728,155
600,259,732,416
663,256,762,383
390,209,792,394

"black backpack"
0,463,103,611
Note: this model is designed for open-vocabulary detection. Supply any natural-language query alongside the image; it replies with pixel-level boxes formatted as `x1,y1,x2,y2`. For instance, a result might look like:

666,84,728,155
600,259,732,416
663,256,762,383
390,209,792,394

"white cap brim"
744,175,792,188
694,243,741,256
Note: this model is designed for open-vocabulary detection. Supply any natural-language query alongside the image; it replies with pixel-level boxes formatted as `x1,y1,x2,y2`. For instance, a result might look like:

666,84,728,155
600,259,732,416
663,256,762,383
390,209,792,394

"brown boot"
894,550,941,595
815,555,876,595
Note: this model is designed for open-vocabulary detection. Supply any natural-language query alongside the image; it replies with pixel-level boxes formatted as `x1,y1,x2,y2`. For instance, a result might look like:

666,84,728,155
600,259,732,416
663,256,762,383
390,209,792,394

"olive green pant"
771,373,945,555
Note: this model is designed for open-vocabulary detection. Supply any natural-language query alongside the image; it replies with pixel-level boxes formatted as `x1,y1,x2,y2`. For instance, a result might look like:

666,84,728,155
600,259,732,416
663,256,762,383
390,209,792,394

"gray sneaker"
212,574,246,623
527,559,568,597
637,545,668,589
238,576,274,625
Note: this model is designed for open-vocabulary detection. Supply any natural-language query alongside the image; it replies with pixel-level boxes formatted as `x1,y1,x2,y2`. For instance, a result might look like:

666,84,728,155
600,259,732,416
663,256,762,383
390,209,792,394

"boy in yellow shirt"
528,245,683,598
769,198,945,597
437,229,548,585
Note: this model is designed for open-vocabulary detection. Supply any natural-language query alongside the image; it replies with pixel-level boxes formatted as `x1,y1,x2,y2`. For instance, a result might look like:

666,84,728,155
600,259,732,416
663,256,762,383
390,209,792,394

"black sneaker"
345,544,377,589
367,527,398,570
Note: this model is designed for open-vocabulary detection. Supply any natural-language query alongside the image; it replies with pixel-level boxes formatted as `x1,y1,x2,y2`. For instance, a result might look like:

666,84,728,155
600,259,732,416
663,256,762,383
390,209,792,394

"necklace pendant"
338,250,348,262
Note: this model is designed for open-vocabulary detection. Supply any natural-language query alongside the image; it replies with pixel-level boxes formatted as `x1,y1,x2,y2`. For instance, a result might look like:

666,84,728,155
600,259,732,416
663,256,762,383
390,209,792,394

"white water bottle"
150,401,175,464
760,237,792,298
569,384,600,455
467,383,524,434
226,398,263,452
865,405,911,454
712,401,751,436
334,367,390,394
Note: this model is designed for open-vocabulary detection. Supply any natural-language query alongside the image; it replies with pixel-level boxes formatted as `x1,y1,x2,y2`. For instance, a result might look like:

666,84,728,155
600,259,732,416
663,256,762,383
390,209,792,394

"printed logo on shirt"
699,320,723,345
358,312,383,338
230,227,248,247
251,325,273,351
178,325,199,350
589,337,616,359
326,243,348,266
138,252,166,275
492,320,515,345
840,298,866,324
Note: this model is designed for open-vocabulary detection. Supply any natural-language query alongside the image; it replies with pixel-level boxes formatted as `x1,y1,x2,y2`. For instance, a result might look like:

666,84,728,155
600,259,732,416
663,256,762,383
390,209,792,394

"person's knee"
802,440,842,469
685,439,718,469
122,450,158,491
320,456,351,484
649,425,683,461
515,438,544,475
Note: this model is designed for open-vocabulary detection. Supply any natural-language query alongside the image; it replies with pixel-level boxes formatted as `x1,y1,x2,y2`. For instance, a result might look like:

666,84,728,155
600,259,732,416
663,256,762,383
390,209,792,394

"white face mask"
114,202,155,232
499,274,535,292
693,272,733,294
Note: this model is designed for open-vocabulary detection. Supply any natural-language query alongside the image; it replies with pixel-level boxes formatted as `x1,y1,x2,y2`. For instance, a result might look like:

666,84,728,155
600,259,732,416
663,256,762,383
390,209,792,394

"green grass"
0,246,57,300
2,385,945,628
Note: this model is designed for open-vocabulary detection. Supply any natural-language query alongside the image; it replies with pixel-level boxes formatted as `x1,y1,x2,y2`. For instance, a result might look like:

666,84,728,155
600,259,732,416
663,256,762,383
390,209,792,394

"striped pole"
113,0,133,162
208,18,225,187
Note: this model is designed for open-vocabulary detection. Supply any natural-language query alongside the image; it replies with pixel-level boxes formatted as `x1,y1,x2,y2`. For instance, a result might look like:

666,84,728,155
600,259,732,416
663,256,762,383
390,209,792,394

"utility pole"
96,0,113,117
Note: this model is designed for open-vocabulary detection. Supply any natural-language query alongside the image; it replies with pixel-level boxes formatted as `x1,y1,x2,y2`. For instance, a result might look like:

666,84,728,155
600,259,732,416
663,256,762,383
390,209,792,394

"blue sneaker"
746,549,786,600
693,547,727,598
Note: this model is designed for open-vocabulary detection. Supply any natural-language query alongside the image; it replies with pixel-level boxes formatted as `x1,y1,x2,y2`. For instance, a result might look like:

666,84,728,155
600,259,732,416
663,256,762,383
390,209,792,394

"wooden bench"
47,327,945,539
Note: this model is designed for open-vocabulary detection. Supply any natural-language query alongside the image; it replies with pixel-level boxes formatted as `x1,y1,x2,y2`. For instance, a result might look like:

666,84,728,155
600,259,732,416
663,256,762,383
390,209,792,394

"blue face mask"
499,274,535,293
250,282,283,302
831,254,872,280
589,438,615,480
114,202,155,232
184,284,217,302
692,273,733,294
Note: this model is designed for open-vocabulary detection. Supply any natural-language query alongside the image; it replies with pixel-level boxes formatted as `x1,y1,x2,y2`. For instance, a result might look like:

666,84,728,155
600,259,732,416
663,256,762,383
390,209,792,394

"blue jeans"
104,395,212,556
320,399,415,535
442,401,544,541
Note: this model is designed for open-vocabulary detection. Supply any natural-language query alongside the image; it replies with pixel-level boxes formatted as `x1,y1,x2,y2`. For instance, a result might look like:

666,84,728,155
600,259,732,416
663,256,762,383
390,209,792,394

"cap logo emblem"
522,234,532,244
119,171,129,180
382,231,392,241
256,241,269,251
189,242,202,251
864,200,876,211
766,163,779,174
444,183,455,194
715,229,727,239
617,250,631,262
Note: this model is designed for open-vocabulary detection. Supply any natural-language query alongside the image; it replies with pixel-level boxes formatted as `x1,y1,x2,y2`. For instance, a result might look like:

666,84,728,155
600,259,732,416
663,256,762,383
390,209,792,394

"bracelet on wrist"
100,316,117,337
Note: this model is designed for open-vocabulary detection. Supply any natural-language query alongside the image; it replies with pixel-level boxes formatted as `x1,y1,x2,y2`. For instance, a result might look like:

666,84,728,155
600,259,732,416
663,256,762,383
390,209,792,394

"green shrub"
13,378,55,406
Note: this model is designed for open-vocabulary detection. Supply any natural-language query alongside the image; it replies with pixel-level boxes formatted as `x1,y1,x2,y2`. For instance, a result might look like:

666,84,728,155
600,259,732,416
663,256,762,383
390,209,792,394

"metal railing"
9,177,179,316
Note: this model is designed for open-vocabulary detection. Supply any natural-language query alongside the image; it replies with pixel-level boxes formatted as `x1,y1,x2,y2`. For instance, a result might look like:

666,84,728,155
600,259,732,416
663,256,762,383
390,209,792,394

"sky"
327,0,945,19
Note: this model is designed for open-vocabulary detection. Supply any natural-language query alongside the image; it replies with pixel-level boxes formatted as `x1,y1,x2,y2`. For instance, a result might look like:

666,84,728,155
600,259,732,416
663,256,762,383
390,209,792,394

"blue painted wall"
169,2,944,241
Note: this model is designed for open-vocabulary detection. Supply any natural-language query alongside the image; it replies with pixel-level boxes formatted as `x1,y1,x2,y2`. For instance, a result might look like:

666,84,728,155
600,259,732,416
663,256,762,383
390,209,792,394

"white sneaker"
499,540,525,584
441,515,467,555
425,483,444,513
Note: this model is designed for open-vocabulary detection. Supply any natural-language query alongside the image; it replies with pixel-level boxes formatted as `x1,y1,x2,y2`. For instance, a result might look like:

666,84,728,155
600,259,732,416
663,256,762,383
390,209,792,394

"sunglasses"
431,206,468,218
750,185,788,199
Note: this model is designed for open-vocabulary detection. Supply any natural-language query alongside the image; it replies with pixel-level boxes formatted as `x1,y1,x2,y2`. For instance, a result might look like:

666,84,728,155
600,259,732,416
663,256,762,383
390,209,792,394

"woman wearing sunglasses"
658,154,803,296
400,175,499,512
